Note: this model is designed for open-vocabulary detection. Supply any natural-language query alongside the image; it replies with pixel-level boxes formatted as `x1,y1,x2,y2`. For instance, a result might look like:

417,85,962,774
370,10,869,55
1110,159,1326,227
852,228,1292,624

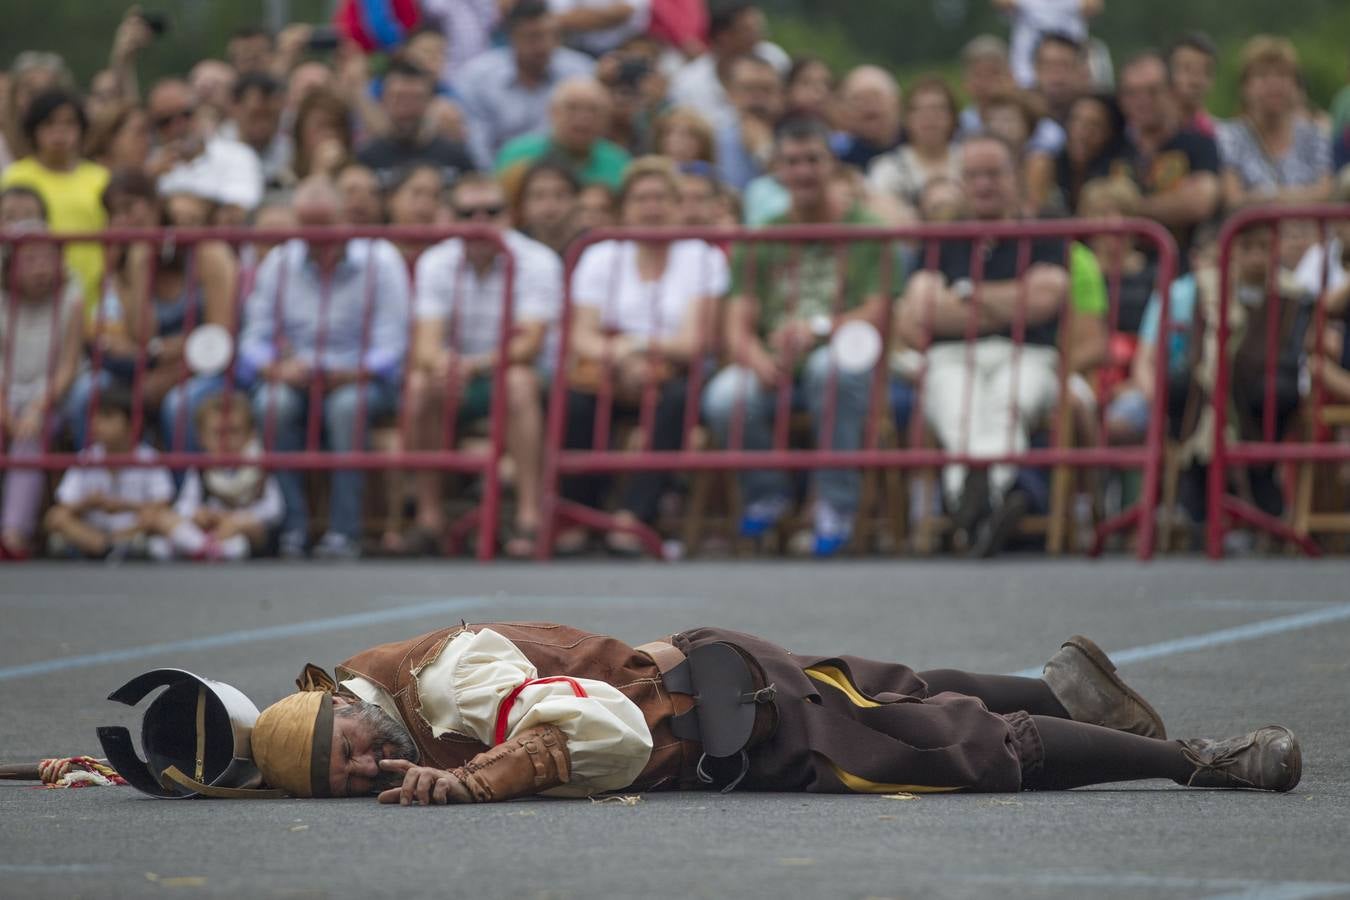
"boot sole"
1064,634,1168,740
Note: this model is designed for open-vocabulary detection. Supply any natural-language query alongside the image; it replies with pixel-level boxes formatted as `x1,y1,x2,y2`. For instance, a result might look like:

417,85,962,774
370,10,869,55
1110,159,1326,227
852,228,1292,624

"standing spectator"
225,26,276,78
290,89,354,183
783,57,834,123
669,1,771,131
453,1,596,170
357,61,476,188
335,162,384,226
219,73,291,194
1,89,109,314
1167,33,1219,140
420,0,502,81
1218,37,1333,209
714,55,782,191
406,174,560,558
1117,52,1220,261
868,75,962,220
1049,92,1127,215
831,66,902,171
701,119,886,556
146,79,263,225
188,60,238,134
84,103,153,175
548,0,652,57
0,222,83,560
43,386,174,560
385,163,447,265
896,134,1098,556
560,157,728,555
513,160,583,256
651,107,716,165
497,77,632,189
1,52,75,166
993,0,1102,90
958,36,1015,139
1031,31,1088,125
237,177,411,559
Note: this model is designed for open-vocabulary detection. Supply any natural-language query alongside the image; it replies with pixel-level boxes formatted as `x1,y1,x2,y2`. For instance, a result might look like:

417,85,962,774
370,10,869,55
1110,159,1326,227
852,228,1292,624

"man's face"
234,87,282,148
776,135,832,210
714,8,763,57
149,83,197,146
336,167,383,226
961,139,1017,220
383,74,432,141
327,697,418,798
453,182,509,265
840,80,898,146
728,59,782,122
1034,42,1081,110
552,87,607,152
405,33,448,81
678,174,719,226
1119,59,1171,134
228,35,273,75
511,17,560,74
964,56,1011,106
1169,46,1214,110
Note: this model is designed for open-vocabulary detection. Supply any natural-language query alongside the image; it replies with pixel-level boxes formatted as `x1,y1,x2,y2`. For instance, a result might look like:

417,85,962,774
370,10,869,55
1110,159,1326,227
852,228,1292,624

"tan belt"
636,638,686,676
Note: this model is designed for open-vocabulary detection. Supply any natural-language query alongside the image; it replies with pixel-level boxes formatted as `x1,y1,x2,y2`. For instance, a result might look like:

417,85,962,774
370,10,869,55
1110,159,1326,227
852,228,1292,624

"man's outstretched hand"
377,759,474,806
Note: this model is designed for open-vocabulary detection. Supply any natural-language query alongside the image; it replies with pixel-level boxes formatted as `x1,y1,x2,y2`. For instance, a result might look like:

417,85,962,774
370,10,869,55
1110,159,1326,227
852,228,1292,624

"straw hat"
251,690,335,798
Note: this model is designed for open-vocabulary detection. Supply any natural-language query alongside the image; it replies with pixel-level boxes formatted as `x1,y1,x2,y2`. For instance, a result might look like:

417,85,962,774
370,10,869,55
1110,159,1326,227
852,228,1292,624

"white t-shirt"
1293,239,1348,301
547,0,651,56
158,136,264,211
1006,0,1088,88
572,239,729,340
414,230,563,356
55,443,174,533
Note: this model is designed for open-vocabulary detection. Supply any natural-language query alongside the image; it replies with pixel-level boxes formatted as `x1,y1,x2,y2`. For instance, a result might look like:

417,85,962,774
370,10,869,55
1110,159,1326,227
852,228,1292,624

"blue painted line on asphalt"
1006,601,1350,678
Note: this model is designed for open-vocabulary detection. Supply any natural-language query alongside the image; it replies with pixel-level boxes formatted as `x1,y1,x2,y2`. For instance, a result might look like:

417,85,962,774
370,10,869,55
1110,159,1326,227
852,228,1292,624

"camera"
138,10,169,36
306,25,342,52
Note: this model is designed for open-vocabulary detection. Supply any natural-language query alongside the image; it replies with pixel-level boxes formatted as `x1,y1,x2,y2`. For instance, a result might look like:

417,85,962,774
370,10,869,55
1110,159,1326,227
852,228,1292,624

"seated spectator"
146,79,263,225
669,1,772,131
335,161,384,226
957,35,1015,139
701,118,886,556
548,0,651,57
1117,51,1220,262
577,181,619,229
189,60,238,134
831,66,902,170
560,157,728,555
419,0,502,80
917,175,966,223
677,162,726,226
1029,31,1089,125
1,52,76,167
407,174,560,558
652,107,716,166
1218,36,1333,209
84,103,152,176
1,89,109,314
237,177,411,559
291,89,354,183
497,77,632,190
1167,32,1219,139
1291,173,1350,404
1048,92,1127,216
0,220,83,560
981,88,1056,212
225,26,276,78
453,1,595,170
219,72,291,193
43,385,174,560
1077,177,1156,335
64,170,238,452
868,74,962,221
994,0,1100,89
513,160,583,256
783,57,834,123
895,134,1101,557
714,55,782,191
142,393,285,561
386,163,448,265
598,44,666,154
356,60,475,188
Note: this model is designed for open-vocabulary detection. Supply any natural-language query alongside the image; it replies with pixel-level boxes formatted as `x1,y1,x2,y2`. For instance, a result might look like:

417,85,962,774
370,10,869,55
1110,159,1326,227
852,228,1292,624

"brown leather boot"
1178,725,1302,792
1042,635,1167,739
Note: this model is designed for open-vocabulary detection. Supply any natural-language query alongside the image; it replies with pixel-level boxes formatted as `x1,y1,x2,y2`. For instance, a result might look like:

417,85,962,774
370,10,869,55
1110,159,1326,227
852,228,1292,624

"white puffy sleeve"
414,628,654,796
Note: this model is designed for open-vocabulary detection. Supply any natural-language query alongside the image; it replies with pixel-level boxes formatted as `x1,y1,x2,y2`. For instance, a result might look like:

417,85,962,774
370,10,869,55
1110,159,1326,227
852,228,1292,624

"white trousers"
922,337,1060,504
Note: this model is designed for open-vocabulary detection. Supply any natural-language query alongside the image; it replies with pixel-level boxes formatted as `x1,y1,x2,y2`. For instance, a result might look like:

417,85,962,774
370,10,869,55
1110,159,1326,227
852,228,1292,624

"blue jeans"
701,346,872,515
250,381,397,540
63,370,223,451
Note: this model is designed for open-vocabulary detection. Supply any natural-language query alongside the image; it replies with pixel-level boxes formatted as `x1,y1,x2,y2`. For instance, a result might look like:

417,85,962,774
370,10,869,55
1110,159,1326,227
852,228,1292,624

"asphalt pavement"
2,559,1349,900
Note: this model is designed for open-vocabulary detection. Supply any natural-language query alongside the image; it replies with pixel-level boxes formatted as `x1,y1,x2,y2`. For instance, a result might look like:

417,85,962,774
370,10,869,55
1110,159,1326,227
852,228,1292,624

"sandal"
552,527,591,557
502,523,538,560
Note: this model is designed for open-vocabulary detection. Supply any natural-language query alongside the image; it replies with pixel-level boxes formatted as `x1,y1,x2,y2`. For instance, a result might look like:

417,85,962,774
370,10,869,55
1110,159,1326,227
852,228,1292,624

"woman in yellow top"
0,89,109,315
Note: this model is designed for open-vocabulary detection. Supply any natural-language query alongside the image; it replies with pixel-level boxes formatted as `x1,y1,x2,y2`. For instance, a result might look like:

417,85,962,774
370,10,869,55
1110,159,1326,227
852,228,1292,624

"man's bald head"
840,65,899,102
839,65,901,147
550,76,610,153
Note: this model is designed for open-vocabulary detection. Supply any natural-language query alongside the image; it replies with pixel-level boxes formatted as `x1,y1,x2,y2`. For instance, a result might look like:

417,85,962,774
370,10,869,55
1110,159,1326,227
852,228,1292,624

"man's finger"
400,769,419,806
379,758,413,773
431,777,450,805
415,770,437,806
377,787,402,804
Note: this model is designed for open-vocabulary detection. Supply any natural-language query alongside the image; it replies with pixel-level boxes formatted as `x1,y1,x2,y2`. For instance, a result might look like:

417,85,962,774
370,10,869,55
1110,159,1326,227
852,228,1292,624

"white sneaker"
313,532,361,560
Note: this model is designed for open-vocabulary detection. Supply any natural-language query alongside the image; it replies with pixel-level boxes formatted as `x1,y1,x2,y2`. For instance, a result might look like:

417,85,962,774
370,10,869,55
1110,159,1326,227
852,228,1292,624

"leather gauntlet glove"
452,724,572,802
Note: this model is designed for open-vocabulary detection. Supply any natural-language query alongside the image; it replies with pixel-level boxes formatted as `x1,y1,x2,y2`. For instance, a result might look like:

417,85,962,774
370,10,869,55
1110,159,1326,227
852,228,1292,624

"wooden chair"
1291,403,1350,546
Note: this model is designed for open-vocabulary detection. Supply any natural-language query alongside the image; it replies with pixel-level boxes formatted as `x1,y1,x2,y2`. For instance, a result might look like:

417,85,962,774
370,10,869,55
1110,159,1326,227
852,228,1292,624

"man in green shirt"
495,76,631,189
702,118,888,556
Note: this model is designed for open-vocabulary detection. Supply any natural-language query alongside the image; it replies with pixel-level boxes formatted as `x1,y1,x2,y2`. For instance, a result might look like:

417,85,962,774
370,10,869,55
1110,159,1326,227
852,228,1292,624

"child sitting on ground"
44,386,174,559
146,393,283,560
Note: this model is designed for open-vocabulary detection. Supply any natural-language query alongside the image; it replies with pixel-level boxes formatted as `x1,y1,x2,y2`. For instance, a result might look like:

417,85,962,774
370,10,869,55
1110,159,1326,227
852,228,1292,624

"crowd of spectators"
2,0,1349,563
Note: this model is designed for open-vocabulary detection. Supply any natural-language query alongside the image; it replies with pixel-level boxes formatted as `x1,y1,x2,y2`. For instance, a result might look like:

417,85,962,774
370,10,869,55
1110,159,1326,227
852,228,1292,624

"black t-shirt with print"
1126,128,1220,261
934,235,1069,347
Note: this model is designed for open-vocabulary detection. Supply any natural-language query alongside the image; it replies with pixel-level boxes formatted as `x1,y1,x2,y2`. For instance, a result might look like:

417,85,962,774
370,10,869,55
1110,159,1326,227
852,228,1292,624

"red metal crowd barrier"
0,225,518,560
1206,206,1350,558
539,219,1178,560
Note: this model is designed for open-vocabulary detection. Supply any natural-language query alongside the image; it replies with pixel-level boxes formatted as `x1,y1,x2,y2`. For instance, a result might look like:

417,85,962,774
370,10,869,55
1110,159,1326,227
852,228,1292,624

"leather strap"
160,766,288,800
636,639,686,675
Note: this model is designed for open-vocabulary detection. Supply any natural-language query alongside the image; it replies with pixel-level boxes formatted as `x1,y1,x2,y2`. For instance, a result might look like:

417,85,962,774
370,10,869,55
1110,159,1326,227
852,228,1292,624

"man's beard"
338,700,420,793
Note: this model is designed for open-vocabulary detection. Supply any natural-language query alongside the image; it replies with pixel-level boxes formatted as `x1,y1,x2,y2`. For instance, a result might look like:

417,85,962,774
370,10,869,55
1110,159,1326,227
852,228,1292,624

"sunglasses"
153,108,195,130
455,204,504,220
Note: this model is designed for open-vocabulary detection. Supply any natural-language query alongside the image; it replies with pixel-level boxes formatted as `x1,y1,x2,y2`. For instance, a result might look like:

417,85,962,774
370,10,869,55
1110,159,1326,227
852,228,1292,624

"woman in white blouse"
867,75,963,222
558,156,729,555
